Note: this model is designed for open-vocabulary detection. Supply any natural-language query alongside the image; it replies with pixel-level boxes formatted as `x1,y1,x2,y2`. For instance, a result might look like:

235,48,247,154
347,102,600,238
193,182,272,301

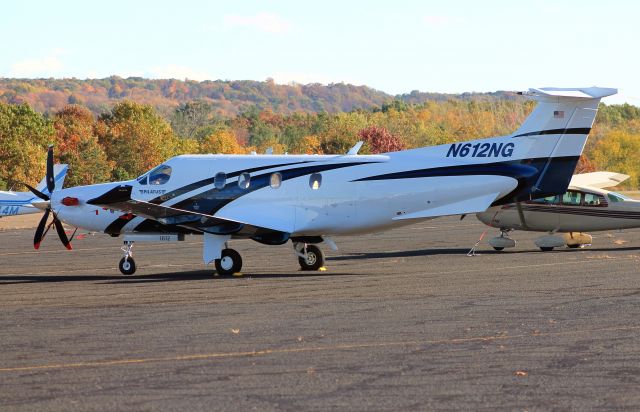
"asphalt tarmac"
1,217,639,411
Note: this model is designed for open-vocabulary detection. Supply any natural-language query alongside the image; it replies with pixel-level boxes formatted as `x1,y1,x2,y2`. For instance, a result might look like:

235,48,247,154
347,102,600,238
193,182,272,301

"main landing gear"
215,248,243,277
294,243,325,271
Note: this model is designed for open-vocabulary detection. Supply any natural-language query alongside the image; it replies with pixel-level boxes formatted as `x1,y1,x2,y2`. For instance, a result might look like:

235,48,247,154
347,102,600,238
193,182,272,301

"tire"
567,244,581,249
540,247,554,252
215,248,242,277
298,245,324,271
493,247,504,251
119,257,136,275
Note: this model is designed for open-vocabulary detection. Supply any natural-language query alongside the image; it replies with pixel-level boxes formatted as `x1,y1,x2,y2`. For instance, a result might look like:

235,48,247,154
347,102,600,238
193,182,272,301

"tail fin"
512,87,616,199
35,164,69,193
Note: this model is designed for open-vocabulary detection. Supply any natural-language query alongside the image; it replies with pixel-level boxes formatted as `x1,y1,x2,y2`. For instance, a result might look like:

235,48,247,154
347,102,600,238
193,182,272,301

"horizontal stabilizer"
525,87,618,100
393,192,500,220
570,171,630,189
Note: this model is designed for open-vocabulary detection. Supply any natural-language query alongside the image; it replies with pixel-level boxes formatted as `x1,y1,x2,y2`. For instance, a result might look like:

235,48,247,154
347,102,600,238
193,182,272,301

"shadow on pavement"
0,270,363,285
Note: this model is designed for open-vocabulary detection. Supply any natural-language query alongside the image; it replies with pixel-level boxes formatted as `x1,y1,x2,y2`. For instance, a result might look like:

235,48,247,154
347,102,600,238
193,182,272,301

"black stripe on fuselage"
351,156,580,205
512,127,591,138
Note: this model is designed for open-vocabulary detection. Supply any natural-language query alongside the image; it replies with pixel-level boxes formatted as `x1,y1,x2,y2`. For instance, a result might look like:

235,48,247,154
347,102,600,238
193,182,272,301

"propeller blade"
46,145,55,194
53,215,72,250
34,208,50,249
22,183,50,201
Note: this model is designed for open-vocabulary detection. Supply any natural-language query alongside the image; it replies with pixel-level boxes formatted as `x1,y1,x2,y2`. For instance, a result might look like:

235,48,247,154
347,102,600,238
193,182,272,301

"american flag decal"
554,110,564,118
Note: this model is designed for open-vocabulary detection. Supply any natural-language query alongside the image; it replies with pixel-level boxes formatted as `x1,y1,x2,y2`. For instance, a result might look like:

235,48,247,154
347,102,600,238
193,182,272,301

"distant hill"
0,77,517,117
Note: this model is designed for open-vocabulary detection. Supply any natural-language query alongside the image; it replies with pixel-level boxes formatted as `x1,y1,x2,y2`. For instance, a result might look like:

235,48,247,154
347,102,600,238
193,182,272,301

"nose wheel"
215,248,242,277
119,241,136,275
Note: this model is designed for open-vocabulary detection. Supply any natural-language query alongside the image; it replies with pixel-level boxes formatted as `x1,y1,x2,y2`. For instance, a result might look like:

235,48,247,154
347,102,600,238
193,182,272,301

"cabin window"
238,173,251,189
562,191,582,206
148,165,172,185
214,172,226,190
270,172,282,189
529,195,559,205
309,173,322,190
582,193,606,207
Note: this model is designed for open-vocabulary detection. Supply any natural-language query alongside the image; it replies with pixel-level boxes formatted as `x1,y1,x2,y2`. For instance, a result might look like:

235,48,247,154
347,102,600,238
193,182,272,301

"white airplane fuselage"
53,150,520,237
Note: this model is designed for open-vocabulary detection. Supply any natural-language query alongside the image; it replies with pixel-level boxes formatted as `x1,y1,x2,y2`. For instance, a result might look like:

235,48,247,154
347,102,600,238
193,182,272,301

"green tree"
171,100,220,139
0,103,53,189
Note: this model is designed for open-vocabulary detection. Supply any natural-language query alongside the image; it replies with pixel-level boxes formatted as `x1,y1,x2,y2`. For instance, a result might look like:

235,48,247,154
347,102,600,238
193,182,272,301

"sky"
1,0,638,104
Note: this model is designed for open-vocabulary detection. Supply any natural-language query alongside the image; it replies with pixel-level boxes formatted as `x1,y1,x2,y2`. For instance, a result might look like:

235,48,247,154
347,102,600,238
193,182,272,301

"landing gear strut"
215,248,242,277
295,243,325,271
119,241,136,275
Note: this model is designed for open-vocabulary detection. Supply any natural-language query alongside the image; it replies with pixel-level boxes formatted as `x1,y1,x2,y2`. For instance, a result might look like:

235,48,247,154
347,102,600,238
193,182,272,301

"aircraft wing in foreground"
24,86,616,275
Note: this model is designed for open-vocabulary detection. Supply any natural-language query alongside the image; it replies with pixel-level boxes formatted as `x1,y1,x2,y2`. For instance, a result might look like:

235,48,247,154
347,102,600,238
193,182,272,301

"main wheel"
567,244,582,249
215,248,242,277
119,257,136,275
540,247,554,252
298,245,324,271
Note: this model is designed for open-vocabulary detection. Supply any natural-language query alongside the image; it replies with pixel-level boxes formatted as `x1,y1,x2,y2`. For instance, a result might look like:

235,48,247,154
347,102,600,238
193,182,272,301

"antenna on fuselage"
347,141,364,155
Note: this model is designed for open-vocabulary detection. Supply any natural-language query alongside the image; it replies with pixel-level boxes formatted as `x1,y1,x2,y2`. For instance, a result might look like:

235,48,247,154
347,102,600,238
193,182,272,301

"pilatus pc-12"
30,87,616,275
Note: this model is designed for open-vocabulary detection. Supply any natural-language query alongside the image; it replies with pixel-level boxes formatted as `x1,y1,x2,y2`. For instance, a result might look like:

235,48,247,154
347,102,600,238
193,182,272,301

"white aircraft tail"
35,164,69,194
514,87,617,138
510,87,617,199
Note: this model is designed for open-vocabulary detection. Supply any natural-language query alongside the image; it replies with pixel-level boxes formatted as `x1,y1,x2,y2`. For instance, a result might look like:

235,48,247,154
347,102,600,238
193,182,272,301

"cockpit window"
137,174,148,185
149,165,172,185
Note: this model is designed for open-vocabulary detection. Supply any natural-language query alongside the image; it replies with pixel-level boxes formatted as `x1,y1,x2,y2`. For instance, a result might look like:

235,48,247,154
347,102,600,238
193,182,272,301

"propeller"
22,145,72,250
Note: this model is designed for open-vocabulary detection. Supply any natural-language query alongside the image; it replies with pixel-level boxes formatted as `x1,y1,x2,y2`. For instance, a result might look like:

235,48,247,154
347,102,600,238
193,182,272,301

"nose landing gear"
119,241,136,275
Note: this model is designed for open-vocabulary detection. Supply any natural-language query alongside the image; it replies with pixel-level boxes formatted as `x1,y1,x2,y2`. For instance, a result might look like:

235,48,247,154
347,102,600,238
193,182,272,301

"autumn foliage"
0,80,639,190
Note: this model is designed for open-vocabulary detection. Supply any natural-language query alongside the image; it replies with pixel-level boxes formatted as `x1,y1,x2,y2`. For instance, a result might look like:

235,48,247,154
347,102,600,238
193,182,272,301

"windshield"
148,165,172,185
607,191,631,202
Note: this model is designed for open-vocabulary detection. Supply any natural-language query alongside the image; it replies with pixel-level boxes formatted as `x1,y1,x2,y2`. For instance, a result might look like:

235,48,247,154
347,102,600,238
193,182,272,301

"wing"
570,172,630,189
87,185,291,240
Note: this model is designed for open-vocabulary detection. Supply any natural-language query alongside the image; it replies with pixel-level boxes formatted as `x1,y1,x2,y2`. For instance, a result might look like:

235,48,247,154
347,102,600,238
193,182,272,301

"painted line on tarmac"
1,324,639,373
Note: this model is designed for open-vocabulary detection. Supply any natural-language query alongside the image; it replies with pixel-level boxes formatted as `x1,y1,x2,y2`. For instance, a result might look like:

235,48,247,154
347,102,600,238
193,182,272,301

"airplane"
0,164,68,218
25,86,616,276
477,171,640,251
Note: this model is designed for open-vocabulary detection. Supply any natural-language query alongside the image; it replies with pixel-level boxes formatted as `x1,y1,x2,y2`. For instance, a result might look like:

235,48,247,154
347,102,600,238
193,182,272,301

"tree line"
0,98,638,191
